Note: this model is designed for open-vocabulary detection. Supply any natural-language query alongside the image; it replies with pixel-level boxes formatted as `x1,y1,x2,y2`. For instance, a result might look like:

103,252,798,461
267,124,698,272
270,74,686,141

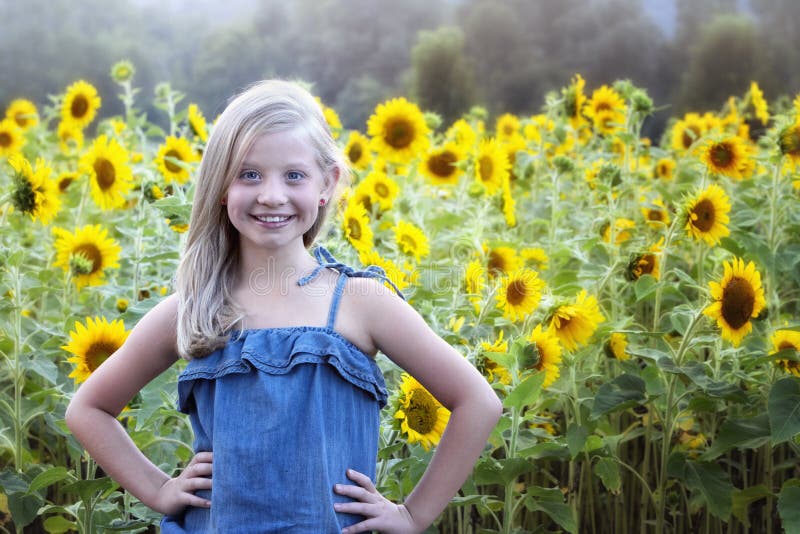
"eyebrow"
239,161,314,170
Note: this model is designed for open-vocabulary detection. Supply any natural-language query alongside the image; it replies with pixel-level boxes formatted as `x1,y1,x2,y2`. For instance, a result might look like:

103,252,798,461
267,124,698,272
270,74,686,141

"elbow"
64,397,80,434
486,389,503,423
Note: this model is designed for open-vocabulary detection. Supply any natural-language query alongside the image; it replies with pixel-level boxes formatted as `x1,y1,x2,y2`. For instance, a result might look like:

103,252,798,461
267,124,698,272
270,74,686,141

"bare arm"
335,280,503,532
65,294,212,514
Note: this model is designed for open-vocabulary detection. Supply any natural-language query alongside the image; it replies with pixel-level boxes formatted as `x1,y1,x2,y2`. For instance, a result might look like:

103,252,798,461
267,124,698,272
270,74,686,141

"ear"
323,166,340,197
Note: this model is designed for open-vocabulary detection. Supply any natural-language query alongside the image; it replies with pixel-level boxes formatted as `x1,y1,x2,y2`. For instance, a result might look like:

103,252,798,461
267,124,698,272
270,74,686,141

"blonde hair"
175,80,350,359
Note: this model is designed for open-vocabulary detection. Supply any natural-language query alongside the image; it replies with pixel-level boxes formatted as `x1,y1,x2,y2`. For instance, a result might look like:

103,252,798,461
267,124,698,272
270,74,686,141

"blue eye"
240,170,260,181
287,171,306,181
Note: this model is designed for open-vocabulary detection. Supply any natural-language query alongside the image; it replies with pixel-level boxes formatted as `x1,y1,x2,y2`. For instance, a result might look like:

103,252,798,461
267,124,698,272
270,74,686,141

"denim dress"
161,247,403,533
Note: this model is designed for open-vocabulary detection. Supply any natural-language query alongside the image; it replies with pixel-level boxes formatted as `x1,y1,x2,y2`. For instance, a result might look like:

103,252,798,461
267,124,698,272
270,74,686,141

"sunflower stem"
652,215,680,333
548,169,559,249
131,186,147,301
502,405,520,533
11,265,25,471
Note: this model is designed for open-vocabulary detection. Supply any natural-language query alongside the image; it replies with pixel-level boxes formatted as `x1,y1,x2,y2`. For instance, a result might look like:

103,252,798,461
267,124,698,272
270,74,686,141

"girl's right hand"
152,451,213,515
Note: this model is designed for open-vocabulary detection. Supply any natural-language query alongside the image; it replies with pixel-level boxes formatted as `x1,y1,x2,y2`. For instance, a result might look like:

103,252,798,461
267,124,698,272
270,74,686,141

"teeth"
256,215,290,223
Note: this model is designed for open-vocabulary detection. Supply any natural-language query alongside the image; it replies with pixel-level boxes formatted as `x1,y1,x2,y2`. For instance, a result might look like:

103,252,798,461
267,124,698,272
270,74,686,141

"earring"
319,199,327,206
220,198,227,206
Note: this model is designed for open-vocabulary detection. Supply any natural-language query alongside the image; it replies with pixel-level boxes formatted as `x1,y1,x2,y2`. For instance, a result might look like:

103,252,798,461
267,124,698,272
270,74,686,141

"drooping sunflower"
420,143,464,186
771,330,800,377
671,113,706,152
358,249,415,292
57,121,84,154
5,99,39,130
496,269,545,323
654,158,676,180
704,257,766,347
156,135,200,184
358,170,399,211
8,154,61,224
604,332,630,361
684,183,731,246
62,317,129,384
79,135,133,210
479,330,512,384
53,225,121,290
367,97,430,163
526,324,563,388
484,245,521,279
778,120,800,167
0,118,25,157
700,137,753,180
344,131,372,170
474,138,510,195
393,373,450,451
187,103,208,143
394,220,430,262
602,218,636,245
626,238,663,281
583,85,626,124
549,290,605,351
342,200,374,254
61,80,101,130
749,81,769,126
562,73,587,129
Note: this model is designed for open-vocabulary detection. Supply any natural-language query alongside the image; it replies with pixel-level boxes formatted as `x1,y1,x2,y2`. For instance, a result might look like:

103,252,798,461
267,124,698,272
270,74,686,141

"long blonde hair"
175,80,350,359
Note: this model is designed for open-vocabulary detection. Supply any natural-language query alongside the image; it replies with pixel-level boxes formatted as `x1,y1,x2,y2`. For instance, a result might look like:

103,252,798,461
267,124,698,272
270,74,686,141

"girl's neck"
235,242,320,292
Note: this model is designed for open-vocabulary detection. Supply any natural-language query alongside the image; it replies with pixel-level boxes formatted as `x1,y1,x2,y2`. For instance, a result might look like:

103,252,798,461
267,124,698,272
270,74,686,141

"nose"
256,177,289,206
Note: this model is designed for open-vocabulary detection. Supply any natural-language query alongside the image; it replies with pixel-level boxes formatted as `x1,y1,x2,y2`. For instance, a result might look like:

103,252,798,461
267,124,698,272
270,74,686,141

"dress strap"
297,246,405,330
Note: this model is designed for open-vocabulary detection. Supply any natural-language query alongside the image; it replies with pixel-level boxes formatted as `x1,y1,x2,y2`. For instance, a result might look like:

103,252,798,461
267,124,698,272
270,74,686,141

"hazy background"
1,0,798,140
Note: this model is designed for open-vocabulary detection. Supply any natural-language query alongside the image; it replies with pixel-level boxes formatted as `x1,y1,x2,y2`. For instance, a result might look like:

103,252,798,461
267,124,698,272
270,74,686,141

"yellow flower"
592,109,625,136
524,114,555,144
0,118,25,157
501,175,516,227
358,170,399,211
116,298,129,313
749,81,769,125
57,121,84,154
420,143,464,186
526,324,563,388
584,85,626,124
562,74,587,129
641,198,670,228
57,171,78,193
549,290,605,351
474,138,510,195
62,317,129,384
770,330,800,377
367,97,430,163
110,60,135,83
156,135,200,184
393,373,450,451
5,99,39,130
495,113,521,142
344,131,372,170
495,269,545,323
342,200,374,254
465,260,486,312
446,118,478,150
79,135,134,210
53,225,121,290
685,183,731,246
8,154,61,224
521,248,548,270
671,113,706,152
485,245,521,279
479,330,511,385
358,250,415,292
626,238,663,281
604,332,630,361
394,220,429,262
704,257,766,347
700,136,753,180
61,80,101,130
778,120,800,167
602,218,636,245
187,103,209,143
654,158,676,180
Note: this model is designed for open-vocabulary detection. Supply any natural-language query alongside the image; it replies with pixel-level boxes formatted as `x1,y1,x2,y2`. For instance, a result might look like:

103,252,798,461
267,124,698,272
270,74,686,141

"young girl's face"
224,127,333,254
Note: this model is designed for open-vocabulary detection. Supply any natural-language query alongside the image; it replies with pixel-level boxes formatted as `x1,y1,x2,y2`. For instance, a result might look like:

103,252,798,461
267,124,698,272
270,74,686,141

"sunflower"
61,80,101,130
420,143,464,186
495,269,545,322
604,332,630,361
394,220,429,262
156,136,200,184
700,137,753,180
626,238,663,281
602,218,636,245
358,170,399,211
501,175,516,227
79,135,133,210
342,200,374,254
53,225,121,290
685,183,731,246
562,73,587,129
592,109,625,136
0,118,25,157
5,99,38,130
771,330,800,376
654,158,676,180
749,82,769,126
521,248,548,270
671,113,706,152
367,97,430,163
445,118,477,150
358,249,416,292
62,317,129,384
9,154,61,224
496,113,521,142
484,245,521,279
479,330,512,385
526,324,562,388
344,131,372,170
584,85,626,124
57,121,84,154
187,103,208,143
57,171,78,193
393,373,450,451
524,114,555,144
474,138,510,195
549,290,605,351
465,260,486,312
704,257,766,347
778,120,800,167
641,198,670,228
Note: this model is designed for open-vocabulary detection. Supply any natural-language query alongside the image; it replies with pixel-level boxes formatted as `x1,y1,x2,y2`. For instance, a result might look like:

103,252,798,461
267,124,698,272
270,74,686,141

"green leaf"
683,460,733,519
634,275,658,303
732,485,771,528
43,515,77,533
701,414,771,460
60,477,117,504
566,424,589,459
524,487,577,534
778,484,800,533
27,466,73,494
590,373,646,420
502,371,545,411
768,377,800,444
594,457,621,494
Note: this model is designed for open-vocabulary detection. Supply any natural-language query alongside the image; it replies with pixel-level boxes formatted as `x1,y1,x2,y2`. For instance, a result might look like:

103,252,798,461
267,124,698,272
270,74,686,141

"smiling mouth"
253,215,292,223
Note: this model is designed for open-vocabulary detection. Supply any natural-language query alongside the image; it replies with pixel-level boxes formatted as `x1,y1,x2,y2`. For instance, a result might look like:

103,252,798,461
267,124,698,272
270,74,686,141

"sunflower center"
647,210,665,222
779,128,800,156
0,132,11,147
85,341,119,372
690,199,716,232
778,341,797,352
595,102,612,113
682,126,701,149
709,143,733,168
478,156,494,183
374,183,390,198
347,218,362,241
503,124,514,136
657,163,670,177
638,254,656,276
721,276,755,330
384,119,413,149
400,234,417,252
348,142,363,164
72,244,102,274
93,158,116,190
487,251,506,277
428,152,457,177
11,175,36,213
405,388,438,435
71,95,89,119
59,176,74,192
164,150,183,173
506,279,528,306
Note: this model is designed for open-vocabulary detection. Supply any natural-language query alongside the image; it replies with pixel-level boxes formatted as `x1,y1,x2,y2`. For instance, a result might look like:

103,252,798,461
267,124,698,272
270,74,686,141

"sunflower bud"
552,155,574,174
69,252,94,276
467,106,488,122
423,112,443,131
631,90,653,115
110,60,135,83
116,298,129,313
11,172,36,214
467,182,484,198
778,123,800,158
518,342,541,369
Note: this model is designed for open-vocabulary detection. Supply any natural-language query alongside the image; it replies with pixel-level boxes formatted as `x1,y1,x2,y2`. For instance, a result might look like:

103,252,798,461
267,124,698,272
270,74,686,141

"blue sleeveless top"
161,247,403,533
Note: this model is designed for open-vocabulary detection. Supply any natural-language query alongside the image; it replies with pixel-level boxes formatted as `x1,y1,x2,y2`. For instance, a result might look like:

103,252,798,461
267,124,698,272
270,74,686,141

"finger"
190,451,213,464
181,492,212,509
342,517,382,534
333,501,373,516
185,476,213,491
334,484,374,502
185,461,213,478
345,469,376,492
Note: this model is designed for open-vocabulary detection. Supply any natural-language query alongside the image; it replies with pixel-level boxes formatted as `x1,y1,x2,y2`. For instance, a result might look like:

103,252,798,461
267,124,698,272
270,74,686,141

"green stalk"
12,265,24,471
652,215,680,333
502,405,520,534
549,170,559,249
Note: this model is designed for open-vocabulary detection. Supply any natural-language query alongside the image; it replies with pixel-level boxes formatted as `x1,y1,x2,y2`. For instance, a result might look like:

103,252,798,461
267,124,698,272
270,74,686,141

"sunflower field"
1,62,800,534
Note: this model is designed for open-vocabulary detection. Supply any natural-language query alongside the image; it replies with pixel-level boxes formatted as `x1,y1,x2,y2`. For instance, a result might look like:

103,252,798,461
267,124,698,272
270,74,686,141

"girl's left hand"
333,469,423,534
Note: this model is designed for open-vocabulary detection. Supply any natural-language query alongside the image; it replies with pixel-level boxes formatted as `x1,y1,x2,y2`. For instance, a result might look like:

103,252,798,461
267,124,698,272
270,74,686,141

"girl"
66,80,502,533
